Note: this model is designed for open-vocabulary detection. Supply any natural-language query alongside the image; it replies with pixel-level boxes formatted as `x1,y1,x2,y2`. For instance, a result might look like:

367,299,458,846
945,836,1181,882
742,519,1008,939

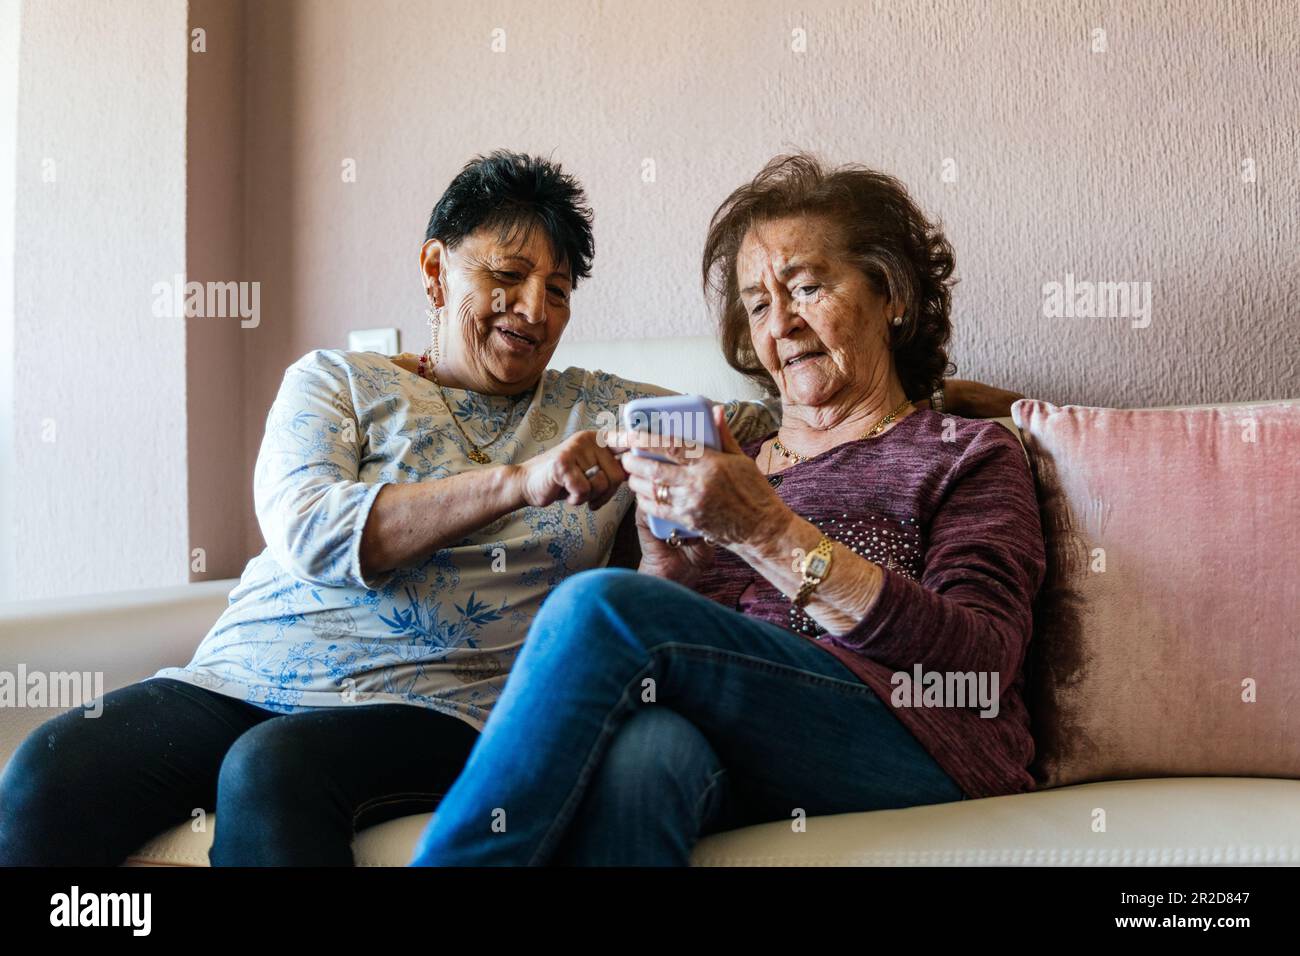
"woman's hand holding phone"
617,404,790,552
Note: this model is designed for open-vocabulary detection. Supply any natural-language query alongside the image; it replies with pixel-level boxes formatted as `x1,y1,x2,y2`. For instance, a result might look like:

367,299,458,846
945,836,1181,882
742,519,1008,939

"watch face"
807,554,829,577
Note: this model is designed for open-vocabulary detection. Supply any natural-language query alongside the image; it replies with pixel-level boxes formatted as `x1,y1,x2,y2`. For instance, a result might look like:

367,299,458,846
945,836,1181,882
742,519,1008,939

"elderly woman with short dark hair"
1,150,764,866
411,154,1047,866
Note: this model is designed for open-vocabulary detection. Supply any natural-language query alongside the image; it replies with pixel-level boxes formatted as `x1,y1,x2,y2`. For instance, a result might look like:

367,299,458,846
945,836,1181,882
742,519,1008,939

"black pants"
0,678,479,866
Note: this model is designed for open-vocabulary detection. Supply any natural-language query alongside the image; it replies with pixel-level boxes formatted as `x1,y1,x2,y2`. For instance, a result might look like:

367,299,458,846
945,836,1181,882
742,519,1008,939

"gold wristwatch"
793,536,834,608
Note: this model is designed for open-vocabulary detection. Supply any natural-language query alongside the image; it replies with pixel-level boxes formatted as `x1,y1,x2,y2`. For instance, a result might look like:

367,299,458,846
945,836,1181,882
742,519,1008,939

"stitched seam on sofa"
351,791,443,828
124,850,209,865
691,845,1300,866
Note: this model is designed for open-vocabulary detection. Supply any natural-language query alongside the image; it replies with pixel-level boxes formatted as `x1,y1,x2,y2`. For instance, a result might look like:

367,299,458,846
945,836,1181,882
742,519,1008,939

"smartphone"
621,395,720,540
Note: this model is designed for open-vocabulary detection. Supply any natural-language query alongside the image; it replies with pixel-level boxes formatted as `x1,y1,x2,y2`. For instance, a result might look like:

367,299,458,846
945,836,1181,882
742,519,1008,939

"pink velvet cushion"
1011,399,1300,789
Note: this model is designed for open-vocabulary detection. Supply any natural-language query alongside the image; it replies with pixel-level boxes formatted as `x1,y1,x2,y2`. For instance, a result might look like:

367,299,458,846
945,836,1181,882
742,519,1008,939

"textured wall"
9,1,1297,597
240,0,1297,417
12,0,189,599
235,0,1299,558
0,0,20,600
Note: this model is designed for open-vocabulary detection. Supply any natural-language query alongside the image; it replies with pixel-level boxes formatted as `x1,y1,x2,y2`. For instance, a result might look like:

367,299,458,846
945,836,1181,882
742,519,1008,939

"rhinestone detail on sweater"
791,513,924,638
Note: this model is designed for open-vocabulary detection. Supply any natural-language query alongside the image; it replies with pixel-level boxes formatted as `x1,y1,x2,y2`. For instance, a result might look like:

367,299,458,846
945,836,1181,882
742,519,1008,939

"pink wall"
187,0,249,583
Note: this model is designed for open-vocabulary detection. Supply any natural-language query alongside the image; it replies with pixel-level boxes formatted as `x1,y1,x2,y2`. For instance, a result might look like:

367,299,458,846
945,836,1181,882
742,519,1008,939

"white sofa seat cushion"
126,777,1300,867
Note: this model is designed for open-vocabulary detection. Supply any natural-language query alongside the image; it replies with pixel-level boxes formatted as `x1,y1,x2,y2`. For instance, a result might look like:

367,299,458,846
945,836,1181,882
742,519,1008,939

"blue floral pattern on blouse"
152,349,779,730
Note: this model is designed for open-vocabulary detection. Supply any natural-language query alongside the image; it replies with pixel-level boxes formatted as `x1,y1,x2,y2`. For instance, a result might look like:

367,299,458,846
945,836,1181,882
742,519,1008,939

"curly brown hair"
702,154,957,400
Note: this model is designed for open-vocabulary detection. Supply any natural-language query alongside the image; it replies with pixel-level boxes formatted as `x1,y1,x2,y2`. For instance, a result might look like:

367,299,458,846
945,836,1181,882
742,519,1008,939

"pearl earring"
891,314,904,326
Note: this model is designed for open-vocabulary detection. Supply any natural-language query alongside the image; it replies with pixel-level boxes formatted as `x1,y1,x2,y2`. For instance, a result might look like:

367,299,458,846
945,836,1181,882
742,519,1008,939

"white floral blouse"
151,349,779,731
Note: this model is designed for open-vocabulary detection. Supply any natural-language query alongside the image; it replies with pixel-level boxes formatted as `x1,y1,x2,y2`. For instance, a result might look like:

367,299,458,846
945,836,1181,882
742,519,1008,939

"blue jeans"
410,568,964,866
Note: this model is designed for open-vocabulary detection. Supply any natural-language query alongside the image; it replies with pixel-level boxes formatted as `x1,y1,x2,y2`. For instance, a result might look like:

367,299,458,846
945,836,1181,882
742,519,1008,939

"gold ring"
654,482,671,506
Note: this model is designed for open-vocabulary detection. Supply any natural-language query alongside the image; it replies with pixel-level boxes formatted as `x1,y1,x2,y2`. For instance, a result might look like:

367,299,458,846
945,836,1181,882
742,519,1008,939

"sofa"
2,336,1296,866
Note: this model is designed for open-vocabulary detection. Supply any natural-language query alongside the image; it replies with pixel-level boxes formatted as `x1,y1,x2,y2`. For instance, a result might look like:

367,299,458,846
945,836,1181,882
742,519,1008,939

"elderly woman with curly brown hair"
411,153,1048,866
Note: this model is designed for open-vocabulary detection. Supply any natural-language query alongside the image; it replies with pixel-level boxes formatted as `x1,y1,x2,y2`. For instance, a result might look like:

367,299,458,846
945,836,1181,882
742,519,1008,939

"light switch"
347,328,400,354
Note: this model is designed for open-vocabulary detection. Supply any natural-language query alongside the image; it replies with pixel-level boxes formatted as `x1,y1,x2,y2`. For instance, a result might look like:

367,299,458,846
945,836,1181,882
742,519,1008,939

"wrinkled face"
736,216,895,409
420,224,574,394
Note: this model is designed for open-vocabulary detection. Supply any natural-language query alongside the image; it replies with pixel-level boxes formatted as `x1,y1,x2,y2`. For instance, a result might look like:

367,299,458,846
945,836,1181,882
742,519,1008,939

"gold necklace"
770,397,913,466
434,381,493,465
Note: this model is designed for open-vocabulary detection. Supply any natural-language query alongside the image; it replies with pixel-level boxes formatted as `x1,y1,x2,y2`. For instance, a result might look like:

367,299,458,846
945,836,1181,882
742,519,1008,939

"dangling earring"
418,301,442,382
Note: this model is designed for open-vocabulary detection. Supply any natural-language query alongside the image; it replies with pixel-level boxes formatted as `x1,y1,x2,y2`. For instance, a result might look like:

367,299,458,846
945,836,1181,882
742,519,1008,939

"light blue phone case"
621,395,720,540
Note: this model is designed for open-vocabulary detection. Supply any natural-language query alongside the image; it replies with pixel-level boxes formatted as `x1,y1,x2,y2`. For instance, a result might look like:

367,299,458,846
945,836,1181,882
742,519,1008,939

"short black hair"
424,150,595,287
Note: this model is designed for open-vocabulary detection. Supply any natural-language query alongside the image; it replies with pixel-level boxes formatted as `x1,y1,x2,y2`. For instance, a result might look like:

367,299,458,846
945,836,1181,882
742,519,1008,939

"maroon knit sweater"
693,408,1046,800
